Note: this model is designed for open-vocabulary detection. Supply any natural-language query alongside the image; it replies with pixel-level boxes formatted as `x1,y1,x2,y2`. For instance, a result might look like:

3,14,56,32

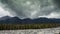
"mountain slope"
0,16,60,24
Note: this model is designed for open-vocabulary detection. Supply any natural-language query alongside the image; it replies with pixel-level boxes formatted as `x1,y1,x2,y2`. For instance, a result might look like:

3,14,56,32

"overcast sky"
0,0,60,19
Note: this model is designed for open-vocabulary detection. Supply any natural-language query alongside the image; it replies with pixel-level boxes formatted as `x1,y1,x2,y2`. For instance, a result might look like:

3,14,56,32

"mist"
0,0,60,19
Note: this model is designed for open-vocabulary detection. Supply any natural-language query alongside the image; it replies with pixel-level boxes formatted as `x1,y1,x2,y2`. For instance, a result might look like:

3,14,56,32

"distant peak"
12,17,20,19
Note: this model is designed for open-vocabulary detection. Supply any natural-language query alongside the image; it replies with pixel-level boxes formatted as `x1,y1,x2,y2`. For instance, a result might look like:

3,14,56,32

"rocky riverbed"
0,27,60,34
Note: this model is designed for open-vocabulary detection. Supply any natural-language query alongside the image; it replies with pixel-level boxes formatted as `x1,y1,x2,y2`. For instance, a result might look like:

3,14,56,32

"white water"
0,27,60,34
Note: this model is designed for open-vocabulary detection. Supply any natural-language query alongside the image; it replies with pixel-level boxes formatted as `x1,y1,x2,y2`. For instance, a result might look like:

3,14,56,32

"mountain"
0,16,11,20
0,16,60,24
0,16,22,24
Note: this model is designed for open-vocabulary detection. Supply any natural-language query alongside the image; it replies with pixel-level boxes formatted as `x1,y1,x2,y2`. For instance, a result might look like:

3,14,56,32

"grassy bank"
0,23,60,30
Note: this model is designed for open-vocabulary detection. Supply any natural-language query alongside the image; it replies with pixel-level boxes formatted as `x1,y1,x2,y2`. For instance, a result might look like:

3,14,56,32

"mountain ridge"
0,16,60,24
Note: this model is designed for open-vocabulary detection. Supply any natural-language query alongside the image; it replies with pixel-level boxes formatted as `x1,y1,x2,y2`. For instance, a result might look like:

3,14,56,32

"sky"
0,0,60,19
0,3,13,17
0,2,16,17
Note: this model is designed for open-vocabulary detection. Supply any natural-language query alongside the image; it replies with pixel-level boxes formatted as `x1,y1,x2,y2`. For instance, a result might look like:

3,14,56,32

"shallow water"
0,27,60,34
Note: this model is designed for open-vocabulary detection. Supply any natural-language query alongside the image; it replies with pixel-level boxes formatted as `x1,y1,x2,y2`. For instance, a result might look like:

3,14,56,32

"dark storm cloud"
0,0,27,18
0,0,40,18
53,0,60,8
0,0,60,19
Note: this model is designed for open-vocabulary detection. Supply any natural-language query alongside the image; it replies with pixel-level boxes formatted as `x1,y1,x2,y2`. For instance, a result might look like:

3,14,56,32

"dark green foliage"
0,23,59,30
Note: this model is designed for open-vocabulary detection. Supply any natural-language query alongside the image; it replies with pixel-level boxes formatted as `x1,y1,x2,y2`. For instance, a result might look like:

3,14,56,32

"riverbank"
0,23,60,30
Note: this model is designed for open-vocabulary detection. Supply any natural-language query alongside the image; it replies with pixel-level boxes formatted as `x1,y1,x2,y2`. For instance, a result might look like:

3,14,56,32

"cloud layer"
0,0,60,19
